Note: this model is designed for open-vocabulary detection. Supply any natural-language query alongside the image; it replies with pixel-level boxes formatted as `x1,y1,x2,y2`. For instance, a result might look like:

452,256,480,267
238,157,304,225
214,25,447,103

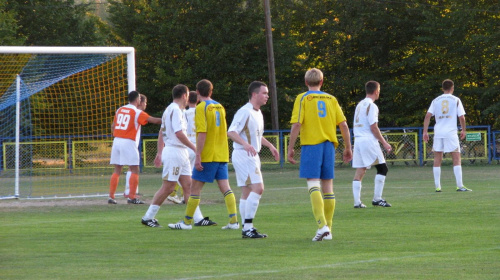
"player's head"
128,90,140,103
188,91,198,105
137,94,147,110
442,79,454,92
172,84,189,100
305,68,323,87
248,81,268,100
365,81,380,95
196,79,213,97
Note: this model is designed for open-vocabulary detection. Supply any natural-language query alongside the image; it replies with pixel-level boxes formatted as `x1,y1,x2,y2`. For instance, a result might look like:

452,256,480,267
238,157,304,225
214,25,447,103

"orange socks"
128,173,139,199
109,173,120,199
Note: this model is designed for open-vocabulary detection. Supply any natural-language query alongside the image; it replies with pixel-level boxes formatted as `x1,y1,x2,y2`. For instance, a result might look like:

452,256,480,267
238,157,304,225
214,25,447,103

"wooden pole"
263,0,279,130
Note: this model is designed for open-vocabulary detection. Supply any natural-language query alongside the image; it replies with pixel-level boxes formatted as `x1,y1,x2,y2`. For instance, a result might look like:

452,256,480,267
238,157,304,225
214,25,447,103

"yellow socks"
323,192,335,229
307,181,326,229
183,195,200,225
224,190,238,224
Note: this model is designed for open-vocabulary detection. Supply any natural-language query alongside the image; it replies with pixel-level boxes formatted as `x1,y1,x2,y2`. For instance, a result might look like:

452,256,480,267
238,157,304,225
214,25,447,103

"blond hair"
305,68,323,87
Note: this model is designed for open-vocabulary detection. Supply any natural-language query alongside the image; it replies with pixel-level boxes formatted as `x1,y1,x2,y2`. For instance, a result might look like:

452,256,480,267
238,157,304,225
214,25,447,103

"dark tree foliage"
5,0,112,46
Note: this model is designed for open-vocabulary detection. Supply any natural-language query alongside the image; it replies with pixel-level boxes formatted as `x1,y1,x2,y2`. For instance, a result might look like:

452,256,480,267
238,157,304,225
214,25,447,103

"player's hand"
460,130,466,140
343,148,353,163
383,142,392,153
154,154,162,168
271,147,280,161
423,132,429,143
195,156,203,171
287,148,296,164
244,143,257,157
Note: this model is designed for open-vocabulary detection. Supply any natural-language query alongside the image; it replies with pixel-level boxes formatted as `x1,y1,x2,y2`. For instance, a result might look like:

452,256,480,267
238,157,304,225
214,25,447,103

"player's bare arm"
287,122,301,164
154,130,164,168
262,136,280,161
370,122,391,152
423,112,433,142
175,130,196,152
459,115,466,140
195,132,207,171
227,131,256,156
147,116,162,124
339,121,353,163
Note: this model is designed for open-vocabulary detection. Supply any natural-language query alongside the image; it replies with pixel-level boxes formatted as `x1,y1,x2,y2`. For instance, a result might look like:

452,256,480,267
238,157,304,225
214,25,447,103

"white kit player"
227,81,279,238
351,81,392,208
423,79,470,192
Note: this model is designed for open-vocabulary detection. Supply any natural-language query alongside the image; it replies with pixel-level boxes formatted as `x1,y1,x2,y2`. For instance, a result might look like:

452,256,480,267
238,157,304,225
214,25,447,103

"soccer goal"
0,46,135,199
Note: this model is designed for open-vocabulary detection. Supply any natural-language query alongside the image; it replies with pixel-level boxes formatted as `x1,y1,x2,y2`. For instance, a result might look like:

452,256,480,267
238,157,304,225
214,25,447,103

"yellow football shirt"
195,100,229,162
290,91,346,147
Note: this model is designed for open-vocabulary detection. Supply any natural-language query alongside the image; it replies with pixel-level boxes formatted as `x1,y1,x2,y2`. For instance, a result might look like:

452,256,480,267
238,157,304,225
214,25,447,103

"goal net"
0,47,135,199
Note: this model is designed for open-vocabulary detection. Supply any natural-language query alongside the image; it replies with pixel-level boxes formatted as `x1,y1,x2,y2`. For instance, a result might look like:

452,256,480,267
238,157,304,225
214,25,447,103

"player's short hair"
248,81,267,100
139,94,147,104
197,79,213,97
305,68,323,87
442,79,454,91
365,81,380,94
128,90,140,103
188,91,198,104
172,84,188,99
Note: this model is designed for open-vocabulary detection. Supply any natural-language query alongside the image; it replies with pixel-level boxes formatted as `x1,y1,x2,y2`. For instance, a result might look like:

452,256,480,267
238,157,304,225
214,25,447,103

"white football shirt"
161,103,187,147
353,97,378,140
184,107,196,144
427,94,466,138
228,103,264,152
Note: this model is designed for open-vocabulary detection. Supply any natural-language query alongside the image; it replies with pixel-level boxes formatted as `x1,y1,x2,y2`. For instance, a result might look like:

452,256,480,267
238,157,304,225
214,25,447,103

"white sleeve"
367,103,379,125
427,100,435,115
457,98,466,116
171,107,183,133
228,108,248,134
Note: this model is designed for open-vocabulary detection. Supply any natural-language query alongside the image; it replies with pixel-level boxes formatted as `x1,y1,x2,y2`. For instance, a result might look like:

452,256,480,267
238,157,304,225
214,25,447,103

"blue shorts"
192,162,229,183
299,141,335,179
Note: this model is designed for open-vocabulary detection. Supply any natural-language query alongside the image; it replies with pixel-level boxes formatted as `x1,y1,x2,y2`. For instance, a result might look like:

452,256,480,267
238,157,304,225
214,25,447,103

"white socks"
352,180,362,206
373,174,386,202
453,165,463,187
243,192,261,231
433,167,441,189
193,206,204,223
143,205,160,220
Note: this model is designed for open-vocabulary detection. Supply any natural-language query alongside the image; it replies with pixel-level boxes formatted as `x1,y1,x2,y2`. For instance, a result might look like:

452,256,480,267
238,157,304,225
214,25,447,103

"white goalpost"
0,46,136,199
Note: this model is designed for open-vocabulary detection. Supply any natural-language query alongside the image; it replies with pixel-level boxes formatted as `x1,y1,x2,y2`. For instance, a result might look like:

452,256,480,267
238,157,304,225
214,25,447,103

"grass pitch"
1,164,499,279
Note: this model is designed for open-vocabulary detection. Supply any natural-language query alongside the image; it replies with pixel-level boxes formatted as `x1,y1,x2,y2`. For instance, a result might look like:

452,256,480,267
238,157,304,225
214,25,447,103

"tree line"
2,0,499,132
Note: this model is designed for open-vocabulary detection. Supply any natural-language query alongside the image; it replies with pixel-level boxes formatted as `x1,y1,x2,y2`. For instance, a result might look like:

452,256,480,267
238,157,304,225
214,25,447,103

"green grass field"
1,164,499,279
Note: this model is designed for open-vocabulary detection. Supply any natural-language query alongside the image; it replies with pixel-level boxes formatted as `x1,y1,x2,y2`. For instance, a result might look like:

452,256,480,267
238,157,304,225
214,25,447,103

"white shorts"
231,149,263,187
433,134,460,153
110,138,140,166
352,137,386,168
188,148,196,169
162,146,192,182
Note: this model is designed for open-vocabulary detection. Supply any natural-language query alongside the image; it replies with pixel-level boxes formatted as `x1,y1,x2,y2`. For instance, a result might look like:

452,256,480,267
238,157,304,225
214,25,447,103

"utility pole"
263,0,279,130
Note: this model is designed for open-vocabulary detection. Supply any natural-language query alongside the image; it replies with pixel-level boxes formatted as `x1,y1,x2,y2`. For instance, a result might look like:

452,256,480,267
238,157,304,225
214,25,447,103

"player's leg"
321,179,335,240
217,179,238,227
108,164,122,204
352,168,366,208
142,179,177,227
372,163,391,207
433,138,444,191
300,143,329,241
126,165,142,204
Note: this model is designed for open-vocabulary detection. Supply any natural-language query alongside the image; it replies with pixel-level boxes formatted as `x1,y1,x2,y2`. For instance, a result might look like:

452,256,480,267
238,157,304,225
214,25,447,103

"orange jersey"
112,104,150,141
